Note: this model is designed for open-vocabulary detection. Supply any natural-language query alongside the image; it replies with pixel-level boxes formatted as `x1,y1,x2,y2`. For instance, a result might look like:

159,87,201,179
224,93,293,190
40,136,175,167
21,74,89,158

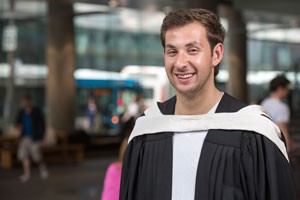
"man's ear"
212,43,224,67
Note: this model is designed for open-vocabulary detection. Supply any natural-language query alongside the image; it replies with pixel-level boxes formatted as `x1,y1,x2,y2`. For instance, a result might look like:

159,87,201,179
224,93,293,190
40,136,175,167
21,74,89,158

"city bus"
0,64,142,135
74,68,142,135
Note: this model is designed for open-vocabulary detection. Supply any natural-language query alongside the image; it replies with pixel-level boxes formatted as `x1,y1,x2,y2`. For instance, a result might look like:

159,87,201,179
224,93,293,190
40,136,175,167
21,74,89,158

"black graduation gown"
120,93,297,200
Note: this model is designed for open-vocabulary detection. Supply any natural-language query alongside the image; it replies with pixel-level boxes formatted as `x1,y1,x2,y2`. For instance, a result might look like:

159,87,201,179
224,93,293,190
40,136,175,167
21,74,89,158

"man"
16,94,48,182
120,9,296,200
86,96,97,133
261,75,294,152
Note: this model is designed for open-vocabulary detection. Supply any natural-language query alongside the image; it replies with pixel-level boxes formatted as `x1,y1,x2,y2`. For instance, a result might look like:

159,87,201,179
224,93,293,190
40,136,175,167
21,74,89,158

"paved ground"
0,152,118,200
1,136,300,200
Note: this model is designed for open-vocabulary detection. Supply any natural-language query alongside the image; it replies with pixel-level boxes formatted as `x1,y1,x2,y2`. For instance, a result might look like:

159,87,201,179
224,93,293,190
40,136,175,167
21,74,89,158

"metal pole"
3,0,16,133
293,59,300,111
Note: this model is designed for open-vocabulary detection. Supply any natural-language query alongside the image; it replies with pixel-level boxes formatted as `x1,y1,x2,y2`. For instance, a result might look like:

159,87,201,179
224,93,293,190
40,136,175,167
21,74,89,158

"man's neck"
270,92,283,101
175,87,223,115
24,106,32,114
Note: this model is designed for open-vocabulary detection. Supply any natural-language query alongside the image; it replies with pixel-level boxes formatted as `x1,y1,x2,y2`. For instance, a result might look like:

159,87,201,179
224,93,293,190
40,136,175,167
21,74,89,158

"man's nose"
174,52,188,69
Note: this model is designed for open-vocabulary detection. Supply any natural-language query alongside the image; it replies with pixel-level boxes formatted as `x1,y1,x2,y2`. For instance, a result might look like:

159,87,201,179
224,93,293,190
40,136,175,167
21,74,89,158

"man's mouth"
177,74,194,79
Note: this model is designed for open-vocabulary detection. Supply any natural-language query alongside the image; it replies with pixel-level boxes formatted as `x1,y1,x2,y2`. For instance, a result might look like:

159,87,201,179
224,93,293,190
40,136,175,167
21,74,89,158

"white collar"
129,103,289,162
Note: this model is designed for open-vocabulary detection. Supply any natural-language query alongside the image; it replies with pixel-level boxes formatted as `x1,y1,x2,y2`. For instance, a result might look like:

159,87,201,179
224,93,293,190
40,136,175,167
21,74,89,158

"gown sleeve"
119,132,173,200
240,132,297,200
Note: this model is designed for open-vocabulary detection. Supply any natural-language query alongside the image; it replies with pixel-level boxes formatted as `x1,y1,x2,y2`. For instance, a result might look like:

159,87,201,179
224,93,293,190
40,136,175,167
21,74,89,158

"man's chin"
176,87,198,97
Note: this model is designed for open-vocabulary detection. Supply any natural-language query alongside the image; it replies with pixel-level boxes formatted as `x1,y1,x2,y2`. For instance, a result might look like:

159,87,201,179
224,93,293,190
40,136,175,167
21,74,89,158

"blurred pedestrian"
127,95,139,118
120,8,297,200
86,96,98,133
261,75,295,151
15,94,48,182
120,95,145,139
136,95,146,116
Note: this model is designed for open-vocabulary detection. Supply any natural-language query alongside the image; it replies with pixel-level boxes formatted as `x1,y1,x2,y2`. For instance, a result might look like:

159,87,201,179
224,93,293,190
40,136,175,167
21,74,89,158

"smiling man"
119,9,297,200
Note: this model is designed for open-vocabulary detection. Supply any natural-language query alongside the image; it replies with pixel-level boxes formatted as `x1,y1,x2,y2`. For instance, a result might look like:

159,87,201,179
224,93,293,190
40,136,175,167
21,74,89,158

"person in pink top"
101,101,139,200
101,138,128,200
101,161,122,200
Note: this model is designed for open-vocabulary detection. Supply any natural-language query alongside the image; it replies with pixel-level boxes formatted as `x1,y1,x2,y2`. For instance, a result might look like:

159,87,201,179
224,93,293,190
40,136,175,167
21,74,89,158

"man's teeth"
178,74,193,79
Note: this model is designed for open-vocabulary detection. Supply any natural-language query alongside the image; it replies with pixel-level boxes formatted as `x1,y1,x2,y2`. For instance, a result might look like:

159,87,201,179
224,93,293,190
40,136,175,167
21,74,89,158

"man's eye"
167,51,177,56
189,49,198,53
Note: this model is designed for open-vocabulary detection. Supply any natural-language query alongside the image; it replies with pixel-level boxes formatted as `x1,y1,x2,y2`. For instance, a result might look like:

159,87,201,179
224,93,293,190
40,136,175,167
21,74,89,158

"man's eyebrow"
165,42,204,49
165,44,176,49
185,41,203,48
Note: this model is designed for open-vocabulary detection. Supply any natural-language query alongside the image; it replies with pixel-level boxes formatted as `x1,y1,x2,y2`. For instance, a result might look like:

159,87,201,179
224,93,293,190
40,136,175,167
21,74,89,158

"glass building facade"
1,1,300,115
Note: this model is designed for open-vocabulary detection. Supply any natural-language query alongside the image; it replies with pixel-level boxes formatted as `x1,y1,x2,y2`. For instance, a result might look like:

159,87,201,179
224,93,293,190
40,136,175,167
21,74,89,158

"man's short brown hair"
160,8,225,76
270,75,290,92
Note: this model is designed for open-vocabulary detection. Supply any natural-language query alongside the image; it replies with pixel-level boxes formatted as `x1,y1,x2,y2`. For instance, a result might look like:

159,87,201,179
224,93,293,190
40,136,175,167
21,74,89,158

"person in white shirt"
261,75,295,152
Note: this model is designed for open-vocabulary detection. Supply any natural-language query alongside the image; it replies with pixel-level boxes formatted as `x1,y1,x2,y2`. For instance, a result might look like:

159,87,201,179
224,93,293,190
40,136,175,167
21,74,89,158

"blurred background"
1,0,300,199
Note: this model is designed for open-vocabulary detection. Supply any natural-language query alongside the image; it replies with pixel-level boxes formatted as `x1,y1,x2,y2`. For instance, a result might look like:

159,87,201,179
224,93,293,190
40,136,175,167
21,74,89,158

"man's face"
164,22,223,97
21,97,31,109
279,85,289,99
